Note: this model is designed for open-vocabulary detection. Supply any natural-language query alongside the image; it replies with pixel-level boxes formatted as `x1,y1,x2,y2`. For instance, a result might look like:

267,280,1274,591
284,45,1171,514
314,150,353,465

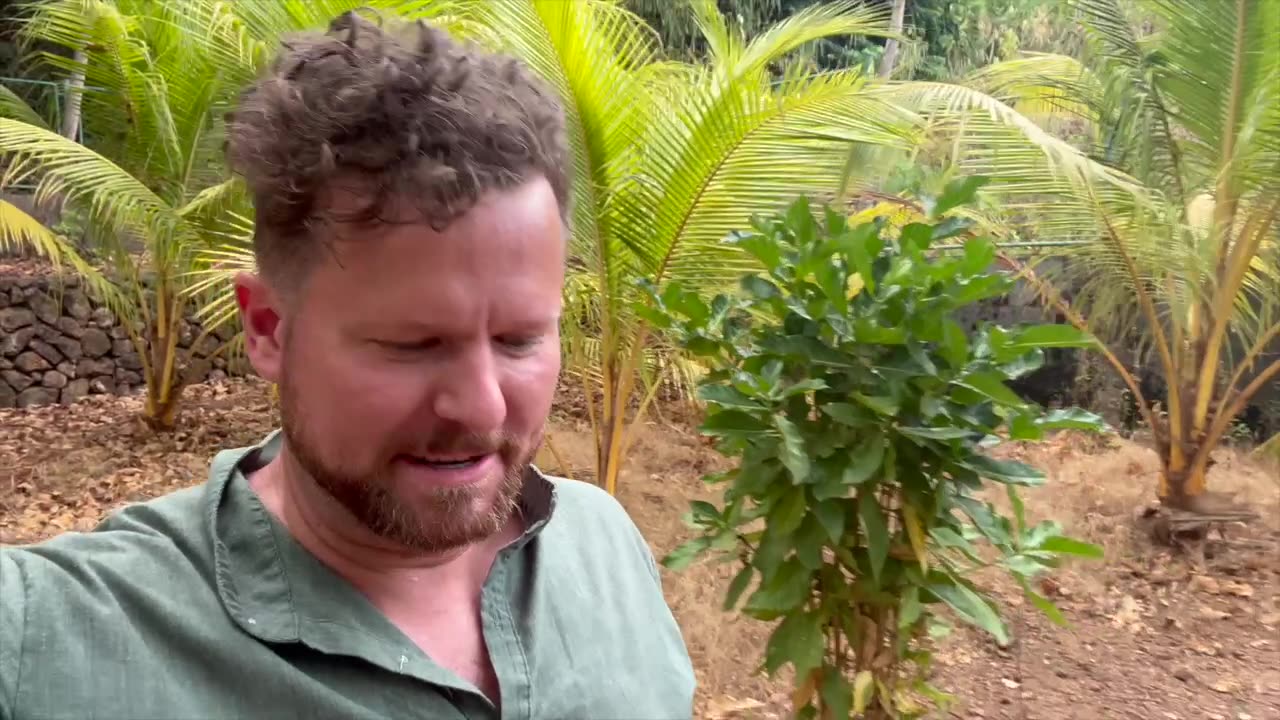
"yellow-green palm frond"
0,198,134,327
0,85,50,129
964,52,1102,129
0,119,174,249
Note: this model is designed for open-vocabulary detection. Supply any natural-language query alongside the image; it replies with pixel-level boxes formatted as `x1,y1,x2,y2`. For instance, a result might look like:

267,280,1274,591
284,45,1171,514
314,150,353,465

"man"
0,13,695,720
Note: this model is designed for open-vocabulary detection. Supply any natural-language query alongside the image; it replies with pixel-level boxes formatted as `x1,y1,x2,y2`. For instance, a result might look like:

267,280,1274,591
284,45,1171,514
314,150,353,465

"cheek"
287,334,427,429
502,345,561,429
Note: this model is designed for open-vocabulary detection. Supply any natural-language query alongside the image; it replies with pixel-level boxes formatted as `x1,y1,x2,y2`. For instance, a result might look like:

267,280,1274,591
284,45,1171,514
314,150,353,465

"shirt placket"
480,547,532,720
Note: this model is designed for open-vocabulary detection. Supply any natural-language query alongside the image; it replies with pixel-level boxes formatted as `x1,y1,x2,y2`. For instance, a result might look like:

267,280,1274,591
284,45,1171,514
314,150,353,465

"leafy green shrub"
648,180,1107,719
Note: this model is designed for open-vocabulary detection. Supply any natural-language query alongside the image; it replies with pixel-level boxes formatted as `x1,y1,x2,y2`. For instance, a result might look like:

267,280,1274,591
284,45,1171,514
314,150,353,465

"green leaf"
858,492,889,586
940,319,969,368
729,232,783,271
745,558,812,614
770,486,808,536
898,426,973,441
662,537,711,571
813,499,845,543
1007,486,1027,534
899,586,923,630
794,515,827,570
774,415,811,483
1017,575,1067,627
814,670,849,720
843,433,886,486
900,222,933,253
958,371,1027,407
753,524,790,577
1007,324,1097,350
699,384,764,409
852,670,875,714
702,410,772,436
854,392,900,416
926,574,1009,645
724,565,755,612
964,455,1045,485
778,378,828,398
1008,412,1044,440
836,224,881,293
1037,408,1108,432
1039,536,1105,559
765,610,825,676
741,275,782,300
822,402,867,425
933,176,991,217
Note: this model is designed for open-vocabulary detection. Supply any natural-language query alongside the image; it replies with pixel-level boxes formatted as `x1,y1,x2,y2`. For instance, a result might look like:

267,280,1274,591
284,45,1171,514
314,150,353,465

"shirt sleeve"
0,551,29,719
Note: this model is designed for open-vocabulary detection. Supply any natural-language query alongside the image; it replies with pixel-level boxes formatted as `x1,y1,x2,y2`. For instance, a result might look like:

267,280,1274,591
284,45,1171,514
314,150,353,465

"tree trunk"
878,0,908,79
40,49,86,229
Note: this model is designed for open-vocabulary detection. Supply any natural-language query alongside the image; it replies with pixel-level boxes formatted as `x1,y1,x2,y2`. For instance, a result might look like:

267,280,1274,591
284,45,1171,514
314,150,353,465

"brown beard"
279,385,530,554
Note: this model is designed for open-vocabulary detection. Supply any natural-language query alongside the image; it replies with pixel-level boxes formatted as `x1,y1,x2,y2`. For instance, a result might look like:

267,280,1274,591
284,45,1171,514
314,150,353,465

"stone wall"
0,268,244,408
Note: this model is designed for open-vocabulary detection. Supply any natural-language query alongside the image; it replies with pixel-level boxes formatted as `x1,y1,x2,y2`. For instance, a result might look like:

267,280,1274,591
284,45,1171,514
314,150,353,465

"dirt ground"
2,378,1278,720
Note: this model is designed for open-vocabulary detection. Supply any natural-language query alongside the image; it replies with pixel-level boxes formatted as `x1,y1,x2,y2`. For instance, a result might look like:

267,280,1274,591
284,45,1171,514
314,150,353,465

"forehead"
298,178,566,318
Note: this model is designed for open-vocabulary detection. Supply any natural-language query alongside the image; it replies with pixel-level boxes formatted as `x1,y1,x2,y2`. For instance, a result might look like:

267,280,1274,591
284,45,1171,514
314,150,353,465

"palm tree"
0,0,466,428
966,0,1280,510
416,0,1142,494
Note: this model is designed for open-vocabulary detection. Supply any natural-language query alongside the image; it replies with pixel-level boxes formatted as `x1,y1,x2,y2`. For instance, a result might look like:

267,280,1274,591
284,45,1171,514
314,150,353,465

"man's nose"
432,343,506,431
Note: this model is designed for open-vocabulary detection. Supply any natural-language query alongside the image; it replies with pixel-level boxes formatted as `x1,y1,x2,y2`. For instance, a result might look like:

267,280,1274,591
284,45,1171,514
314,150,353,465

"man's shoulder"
1,482,214,603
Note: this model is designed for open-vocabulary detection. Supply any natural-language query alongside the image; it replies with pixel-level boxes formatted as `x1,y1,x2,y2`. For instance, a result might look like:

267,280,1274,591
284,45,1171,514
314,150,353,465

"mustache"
404,430,520,457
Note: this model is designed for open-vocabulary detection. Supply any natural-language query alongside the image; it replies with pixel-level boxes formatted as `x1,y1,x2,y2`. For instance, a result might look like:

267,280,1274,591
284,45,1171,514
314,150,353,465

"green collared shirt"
0,432,695,719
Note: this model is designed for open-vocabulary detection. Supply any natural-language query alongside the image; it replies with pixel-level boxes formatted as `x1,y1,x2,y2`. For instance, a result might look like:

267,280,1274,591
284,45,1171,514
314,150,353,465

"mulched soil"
2,380,1278,720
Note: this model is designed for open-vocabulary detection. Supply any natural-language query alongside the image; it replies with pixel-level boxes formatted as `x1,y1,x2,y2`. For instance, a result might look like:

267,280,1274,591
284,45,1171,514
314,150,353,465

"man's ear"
234,272,285,383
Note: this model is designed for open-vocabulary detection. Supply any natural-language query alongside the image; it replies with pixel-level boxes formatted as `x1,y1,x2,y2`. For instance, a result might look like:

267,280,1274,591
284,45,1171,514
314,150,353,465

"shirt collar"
205,430,558,650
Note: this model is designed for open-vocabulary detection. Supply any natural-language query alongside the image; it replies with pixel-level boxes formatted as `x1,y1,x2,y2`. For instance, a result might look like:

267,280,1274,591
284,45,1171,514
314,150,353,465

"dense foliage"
655,184,1106,718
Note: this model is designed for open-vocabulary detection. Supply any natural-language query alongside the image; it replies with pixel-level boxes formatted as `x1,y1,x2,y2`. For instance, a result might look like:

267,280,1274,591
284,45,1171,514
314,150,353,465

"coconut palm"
0,0,465,427
966,0,1280,510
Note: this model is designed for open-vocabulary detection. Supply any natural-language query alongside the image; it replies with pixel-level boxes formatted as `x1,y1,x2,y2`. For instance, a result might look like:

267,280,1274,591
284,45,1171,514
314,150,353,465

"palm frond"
0,85,51,129
0,119,173,250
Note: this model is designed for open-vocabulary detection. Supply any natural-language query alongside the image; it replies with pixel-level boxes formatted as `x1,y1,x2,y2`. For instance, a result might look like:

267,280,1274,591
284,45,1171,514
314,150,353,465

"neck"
248,445,498,591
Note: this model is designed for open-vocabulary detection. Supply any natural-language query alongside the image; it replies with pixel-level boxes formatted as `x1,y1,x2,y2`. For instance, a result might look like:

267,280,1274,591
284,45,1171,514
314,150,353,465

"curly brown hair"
225,11,572,285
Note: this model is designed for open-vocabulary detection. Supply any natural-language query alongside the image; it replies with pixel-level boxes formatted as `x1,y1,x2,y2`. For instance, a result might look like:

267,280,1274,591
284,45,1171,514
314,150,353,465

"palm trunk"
878,0,907,79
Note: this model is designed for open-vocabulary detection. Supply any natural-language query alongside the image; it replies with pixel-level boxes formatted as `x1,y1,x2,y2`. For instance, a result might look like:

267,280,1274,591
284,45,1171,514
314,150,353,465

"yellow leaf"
852,671,875,713
902,504,929,573
846,272,865,299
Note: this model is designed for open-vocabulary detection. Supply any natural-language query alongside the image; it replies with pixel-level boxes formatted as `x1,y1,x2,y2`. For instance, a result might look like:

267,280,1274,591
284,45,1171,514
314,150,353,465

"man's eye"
497,335,540,351
379,338,440,352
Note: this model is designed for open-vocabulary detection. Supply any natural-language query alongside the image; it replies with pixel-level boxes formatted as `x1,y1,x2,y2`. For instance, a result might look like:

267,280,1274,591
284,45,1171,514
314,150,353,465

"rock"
2,370,33,392
57,316,85,338
118,351,143,370
0,378,14,408
14,351,51,373
115,368,143,386
0,357,9,369
213,356,228,369
195,335,219,357
1173,666,1195,683
179,322,197,347
1,326,36,356
80,328,111,358
16,386,57,407
89,307,114,328
0,307,35,332
111,338,134,356
34,323,61,342
77,357,115,377
109,326,130,340
29,294,59,325
0,291,7,308
61,378,90,404
29,338,63,365
41,370,68,389
49,335,82,361
89,377,114,395
62,290,91,320
208,369,228,383
56,361,76,379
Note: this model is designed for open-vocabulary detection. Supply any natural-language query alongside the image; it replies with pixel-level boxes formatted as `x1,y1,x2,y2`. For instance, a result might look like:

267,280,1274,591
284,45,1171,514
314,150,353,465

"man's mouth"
400,453,490,469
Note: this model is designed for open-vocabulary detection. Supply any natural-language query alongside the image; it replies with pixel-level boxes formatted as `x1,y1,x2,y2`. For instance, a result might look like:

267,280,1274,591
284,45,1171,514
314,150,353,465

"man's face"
239,178,565,553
